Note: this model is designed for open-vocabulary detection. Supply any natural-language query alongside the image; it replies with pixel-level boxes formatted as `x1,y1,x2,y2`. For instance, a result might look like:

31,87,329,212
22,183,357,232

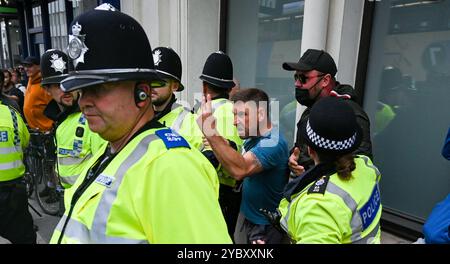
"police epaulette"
307,175,330,195
155,128,190,149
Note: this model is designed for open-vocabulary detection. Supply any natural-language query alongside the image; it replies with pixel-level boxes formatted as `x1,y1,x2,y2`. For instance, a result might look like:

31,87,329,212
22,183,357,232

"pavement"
0,196,61,244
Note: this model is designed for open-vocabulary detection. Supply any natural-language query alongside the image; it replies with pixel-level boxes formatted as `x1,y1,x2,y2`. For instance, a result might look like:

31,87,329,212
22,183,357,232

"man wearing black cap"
197,51,243,238
50,4,230,244
282,49,372,178
21,56,54,132
40,49,105,195
151,47,202,150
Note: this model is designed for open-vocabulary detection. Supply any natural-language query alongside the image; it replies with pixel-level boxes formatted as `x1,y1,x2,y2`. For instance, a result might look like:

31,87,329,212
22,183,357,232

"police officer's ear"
307,146,318,163
171,81,180,93
320,73,332,88
134,82,151,108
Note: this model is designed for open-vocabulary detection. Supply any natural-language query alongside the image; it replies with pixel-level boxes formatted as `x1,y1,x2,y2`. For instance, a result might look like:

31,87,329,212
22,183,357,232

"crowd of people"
0,4,447,244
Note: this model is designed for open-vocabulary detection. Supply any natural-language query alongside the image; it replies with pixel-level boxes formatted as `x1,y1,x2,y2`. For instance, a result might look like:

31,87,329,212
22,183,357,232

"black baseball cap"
282,49,337,77
21,56,40,66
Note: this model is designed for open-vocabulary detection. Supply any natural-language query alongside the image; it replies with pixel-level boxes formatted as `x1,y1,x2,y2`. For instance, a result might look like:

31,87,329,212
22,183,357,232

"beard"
151,94,171,107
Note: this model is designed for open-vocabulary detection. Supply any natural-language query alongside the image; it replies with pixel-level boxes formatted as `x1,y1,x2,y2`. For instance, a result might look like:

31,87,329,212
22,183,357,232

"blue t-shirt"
240,128,289,225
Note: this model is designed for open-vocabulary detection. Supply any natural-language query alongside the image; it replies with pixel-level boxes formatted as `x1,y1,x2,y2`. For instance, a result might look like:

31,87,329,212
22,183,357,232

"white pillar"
301,0,329,53
121,0,160,50
294,0,330,137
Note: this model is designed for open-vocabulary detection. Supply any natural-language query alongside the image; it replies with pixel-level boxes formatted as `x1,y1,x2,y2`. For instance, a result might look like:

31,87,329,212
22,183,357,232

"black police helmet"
152,47,184,91
61,6,164,92
199,51,234,89
41,49,69,86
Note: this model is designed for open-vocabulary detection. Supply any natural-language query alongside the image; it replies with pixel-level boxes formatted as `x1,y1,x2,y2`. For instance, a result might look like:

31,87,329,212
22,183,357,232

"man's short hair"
231,88,270,119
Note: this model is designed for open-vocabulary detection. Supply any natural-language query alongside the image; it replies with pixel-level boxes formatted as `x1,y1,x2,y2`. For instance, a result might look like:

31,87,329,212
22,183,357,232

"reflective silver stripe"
171,109,190,132
280,191,305,235
59,174,79,186
352,223,380,244
326,181,364,243
74,68,158,74
60,134,158,243
0,159,23,170
360,155,381,181
171,103,182,111
212,99,228,113
55,215,147,244
0,146,22,154
58,154,92,166
201,73,234,82
156,70,181,83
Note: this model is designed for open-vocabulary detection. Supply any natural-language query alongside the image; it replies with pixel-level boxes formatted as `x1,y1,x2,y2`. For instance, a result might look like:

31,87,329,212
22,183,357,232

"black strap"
283,162,336,202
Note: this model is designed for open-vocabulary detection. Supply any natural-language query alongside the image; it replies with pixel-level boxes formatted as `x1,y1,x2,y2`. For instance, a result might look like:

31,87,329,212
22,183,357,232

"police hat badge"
68,22,88,68
60,5,164,92
41,49,69,86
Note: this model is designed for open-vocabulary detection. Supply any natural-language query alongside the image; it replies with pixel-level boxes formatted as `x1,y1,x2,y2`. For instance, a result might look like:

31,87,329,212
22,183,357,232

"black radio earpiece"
134,87,148,106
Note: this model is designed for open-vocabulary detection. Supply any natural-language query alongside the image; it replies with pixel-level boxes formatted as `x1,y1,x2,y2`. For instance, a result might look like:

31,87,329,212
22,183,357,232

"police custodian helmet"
199,51,235,89
152,47,184,91
41,49,69,86
61,4,164,92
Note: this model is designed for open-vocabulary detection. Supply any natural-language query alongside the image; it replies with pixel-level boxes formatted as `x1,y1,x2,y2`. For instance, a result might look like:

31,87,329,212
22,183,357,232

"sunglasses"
294,73,325,84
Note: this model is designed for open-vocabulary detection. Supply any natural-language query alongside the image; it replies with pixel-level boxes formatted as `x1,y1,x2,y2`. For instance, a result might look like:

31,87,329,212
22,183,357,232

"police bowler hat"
199,51,234,89
283,49,337,77
41,49,69,86
21,56,40,66
60,5,164,92
152,47,184,91
301,97,362,156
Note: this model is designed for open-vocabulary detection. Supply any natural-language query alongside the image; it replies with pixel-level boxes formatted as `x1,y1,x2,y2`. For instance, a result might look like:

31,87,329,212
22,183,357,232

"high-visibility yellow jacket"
50,126,231,244
196,98,243,187
279,155,382,244
56,112,105,188
158,103,203,150
0,102,29,182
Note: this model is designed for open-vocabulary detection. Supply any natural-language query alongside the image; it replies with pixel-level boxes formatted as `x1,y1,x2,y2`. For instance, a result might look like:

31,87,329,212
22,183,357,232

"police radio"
134,87,148,105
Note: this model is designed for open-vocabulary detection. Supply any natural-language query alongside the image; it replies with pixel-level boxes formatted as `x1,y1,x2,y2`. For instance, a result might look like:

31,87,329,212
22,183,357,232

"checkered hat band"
306,120,356,151
9,108,20,146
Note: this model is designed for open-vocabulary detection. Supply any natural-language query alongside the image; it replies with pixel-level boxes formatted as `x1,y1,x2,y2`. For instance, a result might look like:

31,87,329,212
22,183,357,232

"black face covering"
294,77,324,108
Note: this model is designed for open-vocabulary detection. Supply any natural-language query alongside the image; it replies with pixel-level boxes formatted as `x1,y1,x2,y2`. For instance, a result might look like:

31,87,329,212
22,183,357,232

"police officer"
278,97,382,243
151,47,203,150
50,5,230,244
0,92,36,244
41,49,105,191
196,51,243,238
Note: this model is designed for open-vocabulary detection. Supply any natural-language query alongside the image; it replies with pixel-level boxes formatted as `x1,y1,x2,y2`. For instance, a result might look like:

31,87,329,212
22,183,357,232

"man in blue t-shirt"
197,88,289,244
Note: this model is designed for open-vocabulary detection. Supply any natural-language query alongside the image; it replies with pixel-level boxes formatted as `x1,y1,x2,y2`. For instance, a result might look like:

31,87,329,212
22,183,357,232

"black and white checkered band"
306,120,356,151
8,107,20,146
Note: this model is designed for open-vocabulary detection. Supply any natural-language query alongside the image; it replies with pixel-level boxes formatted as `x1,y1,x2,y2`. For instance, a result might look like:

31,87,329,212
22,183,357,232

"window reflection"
366,0,450,219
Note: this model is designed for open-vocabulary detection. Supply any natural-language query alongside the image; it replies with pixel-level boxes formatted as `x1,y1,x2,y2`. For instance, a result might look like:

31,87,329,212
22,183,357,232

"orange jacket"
23,72,54,131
